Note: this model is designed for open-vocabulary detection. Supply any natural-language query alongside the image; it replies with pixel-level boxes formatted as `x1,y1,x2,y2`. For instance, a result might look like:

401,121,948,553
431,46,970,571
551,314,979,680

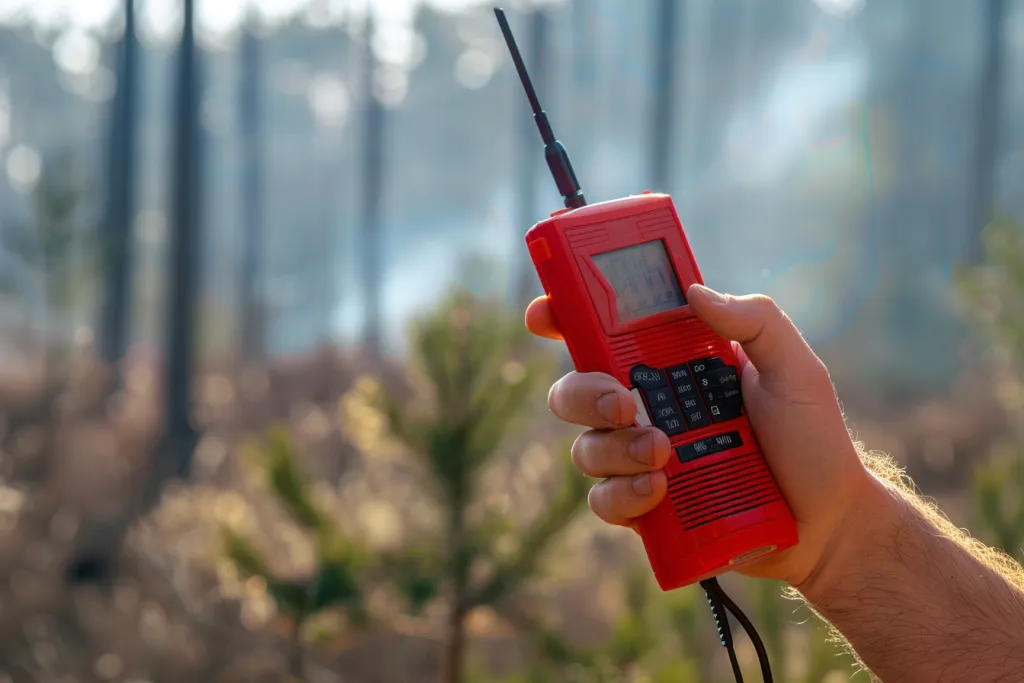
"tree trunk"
441,490,470,683
967,0,1007,261
159,0,201,483
24,263,61,484
288,614,306,682
649,0,677,192
65,0,202,586
358,12,385,353
239,17,264,364
439,599,467,683
98,0,138,374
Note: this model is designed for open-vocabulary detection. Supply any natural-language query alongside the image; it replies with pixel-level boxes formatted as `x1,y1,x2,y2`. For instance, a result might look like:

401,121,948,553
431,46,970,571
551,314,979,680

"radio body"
526,192,798,590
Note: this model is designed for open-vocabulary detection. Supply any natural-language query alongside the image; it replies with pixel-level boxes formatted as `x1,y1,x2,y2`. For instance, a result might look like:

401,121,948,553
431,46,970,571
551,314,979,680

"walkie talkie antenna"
494,7,587,209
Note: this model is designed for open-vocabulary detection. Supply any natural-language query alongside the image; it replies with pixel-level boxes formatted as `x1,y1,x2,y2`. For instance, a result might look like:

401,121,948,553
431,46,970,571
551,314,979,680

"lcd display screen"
591,240,686,322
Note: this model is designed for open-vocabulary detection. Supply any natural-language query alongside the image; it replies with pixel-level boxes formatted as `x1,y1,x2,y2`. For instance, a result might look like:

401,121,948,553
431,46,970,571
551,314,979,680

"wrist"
794,471,906,606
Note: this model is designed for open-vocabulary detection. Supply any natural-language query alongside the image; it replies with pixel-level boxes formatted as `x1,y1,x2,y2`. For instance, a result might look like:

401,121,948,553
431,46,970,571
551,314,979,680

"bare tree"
967,0,1007,261
98,0,139,376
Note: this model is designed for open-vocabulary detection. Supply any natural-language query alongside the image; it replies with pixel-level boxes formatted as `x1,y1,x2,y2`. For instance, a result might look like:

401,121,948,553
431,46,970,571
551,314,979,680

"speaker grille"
667,451,782,530
608,317,721,377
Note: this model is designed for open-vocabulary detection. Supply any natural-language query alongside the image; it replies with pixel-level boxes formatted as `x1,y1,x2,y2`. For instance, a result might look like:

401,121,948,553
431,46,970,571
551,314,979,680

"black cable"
700,579,743,683
700,577,774,683
717,581,774,683
726,640,745,683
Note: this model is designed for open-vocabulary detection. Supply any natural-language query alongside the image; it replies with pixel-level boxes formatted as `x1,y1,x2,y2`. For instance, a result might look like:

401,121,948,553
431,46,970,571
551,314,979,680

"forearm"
798,456,1024,682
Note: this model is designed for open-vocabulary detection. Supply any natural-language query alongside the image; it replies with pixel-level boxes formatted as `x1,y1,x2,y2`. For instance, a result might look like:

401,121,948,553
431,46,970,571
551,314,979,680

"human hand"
526,284,874,587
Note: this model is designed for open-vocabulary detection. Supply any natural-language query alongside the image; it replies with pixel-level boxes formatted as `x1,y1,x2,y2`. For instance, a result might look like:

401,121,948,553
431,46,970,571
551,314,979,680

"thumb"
686,284,824,386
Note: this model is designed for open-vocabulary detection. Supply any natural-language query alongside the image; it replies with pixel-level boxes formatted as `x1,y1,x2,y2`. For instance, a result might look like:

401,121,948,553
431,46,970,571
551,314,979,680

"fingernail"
632,473,652,496
627,432,654,465
596,392,628,425
693,284,728,306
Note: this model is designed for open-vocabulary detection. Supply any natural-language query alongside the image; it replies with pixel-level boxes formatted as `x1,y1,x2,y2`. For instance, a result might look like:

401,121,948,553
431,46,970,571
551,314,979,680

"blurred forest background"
1,0,1024,681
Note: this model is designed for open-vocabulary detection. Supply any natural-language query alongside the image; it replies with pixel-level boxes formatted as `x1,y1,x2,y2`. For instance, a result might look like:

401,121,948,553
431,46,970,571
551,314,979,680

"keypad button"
655,414,687,437
709,366,740,389
674,390,706,428
705,388,742,411
666,364,697,394
703,366,744,423
689,358,726,395
682,405,710,429
708,403,742,422
704,385,742,407
676,430,743,463
678,393,702,412
630,364,669,390
629,363,686,435
650,402,680,422
647,393,686,435
647,386,675,406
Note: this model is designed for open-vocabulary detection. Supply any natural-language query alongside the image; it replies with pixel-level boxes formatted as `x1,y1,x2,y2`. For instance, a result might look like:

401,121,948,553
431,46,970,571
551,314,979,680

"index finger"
525,296,562,340
549,371,638,429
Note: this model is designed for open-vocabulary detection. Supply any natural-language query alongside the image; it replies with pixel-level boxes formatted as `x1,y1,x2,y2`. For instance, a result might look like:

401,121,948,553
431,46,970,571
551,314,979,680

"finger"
588,472,668,527
525,296,562,340
731,339,759,383
731,340,751,370
687,284,824,384
571,427,672,478
548,372,637,429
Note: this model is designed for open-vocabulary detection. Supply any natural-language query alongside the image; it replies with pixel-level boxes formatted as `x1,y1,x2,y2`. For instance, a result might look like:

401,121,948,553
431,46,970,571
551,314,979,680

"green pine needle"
261,425,325,531
223,529,268,577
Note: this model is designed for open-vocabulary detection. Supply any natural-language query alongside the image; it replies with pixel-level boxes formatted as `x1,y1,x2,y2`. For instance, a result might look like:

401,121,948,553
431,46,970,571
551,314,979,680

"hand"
525,284,874,587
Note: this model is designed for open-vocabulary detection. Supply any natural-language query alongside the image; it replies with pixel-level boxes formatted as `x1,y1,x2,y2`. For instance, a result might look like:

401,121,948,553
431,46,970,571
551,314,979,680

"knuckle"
807,355,834,387
587,482,612,521
546,382,559,414
570,432,589,471
547,373,572,414
750,293,783,320
648,429,672,466
587,479,629,525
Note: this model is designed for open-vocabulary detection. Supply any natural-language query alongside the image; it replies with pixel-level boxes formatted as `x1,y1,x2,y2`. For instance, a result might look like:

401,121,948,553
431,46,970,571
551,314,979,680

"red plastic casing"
526,192,798,591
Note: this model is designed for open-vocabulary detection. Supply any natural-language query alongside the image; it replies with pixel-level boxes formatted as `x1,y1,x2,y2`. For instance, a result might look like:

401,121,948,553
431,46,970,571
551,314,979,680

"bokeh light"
454,49,494,89
6,144,41,193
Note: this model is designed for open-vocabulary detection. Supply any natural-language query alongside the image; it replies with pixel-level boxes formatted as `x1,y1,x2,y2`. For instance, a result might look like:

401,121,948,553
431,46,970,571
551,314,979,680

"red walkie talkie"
494,9,798,595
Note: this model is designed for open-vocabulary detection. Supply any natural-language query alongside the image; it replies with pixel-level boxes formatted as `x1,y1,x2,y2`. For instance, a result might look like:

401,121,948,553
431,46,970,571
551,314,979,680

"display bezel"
571,209,700,336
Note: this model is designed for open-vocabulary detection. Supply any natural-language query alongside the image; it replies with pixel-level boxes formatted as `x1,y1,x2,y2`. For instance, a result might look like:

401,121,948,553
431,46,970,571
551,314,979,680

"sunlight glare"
307,72,350,127
455,49,494,89
138,0,181,46
6,144,41,194
375,65,409,108
2,0,486,33
813,0,866,19
52,28,101,76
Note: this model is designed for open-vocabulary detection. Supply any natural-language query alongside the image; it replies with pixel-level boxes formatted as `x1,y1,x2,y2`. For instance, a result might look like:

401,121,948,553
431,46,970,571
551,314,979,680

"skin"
526,283,1024,682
